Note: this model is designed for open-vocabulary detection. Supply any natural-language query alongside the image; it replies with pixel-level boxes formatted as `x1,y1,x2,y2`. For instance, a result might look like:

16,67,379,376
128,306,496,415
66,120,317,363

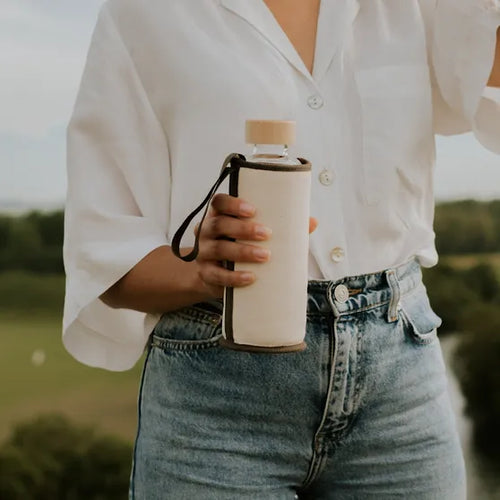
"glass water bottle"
219,119,312,352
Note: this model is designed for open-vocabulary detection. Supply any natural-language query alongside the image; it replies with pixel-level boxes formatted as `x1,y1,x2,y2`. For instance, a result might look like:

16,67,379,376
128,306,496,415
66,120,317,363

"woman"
62,0,500,498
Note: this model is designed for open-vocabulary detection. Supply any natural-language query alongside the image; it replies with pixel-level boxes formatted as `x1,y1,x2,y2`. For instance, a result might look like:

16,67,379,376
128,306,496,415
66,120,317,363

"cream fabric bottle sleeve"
171,122,312,353
221,120,312,352
221,155,312,352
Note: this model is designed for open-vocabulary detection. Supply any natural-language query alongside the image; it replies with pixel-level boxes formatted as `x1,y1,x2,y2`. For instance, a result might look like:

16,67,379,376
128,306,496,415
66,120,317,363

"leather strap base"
218,338,307,353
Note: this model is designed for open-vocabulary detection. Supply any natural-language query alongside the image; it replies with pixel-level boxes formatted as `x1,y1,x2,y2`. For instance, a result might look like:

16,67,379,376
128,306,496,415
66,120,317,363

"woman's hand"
193,193,318,299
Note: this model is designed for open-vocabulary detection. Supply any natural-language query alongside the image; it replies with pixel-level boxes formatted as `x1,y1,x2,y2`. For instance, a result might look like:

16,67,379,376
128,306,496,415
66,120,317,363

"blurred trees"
453,304,500,466
434,199,500,254
0,413,132,500
0,211,63,273
1,199,500,274
422,261,500,335
421,259,500,469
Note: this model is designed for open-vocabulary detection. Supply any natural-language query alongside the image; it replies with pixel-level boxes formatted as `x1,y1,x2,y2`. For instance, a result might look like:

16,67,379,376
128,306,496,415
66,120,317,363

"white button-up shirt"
63,0,500,371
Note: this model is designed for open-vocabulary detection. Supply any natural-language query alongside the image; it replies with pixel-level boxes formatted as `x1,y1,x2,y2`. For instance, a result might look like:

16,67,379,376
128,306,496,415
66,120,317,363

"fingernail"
240,202,255,216
255,225,272,238
241,272,254,283
253,248,271,260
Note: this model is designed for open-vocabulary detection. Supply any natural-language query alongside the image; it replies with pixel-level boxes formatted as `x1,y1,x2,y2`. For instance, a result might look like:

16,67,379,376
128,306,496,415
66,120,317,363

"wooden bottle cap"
245,120,296,145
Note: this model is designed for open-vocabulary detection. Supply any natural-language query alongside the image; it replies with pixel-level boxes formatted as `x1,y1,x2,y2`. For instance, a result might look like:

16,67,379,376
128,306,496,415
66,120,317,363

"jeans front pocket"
150,302,222,352
398,283,443,346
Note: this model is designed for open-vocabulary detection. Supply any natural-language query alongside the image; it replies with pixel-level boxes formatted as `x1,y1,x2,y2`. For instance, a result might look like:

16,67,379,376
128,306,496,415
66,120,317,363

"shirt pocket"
398,284,443,346
354,64,433,205
150,302,222,352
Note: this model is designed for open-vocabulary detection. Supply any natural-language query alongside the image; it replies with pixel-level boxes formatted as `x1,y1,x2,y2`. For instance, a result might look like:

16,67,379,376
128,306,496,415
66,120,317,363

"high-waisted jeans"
129,256,466,499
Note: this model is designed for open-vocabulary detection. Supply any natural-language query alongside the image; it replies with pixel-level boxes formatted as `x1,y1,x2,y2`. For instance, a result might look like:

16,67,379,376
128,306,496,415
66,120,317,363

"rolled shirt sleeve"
63,3,171,371
424,0,500,153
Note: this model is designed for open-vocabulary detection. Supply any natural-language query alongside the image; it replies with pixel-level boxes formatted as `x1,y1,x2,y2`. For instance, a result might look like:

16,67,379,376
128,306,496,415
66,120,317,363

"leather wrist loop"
171,152,245,262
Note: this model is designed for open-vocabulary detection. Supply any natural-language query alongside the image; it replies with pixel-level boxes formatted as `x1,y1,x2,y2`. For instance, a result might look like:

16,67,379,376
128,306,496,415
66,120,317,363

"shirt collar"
219,0,360,86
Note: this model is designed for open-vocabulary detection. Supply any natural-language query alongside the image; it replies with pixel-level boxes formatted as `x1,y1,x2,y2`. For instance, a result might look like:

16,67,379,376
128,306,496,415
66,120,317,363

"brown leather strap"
171,152,245,262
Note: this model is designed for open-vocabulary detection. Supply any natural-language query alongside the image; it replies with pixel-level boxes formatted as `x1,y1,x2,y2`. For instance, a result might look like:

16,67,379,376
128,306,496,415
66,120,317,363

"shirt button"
334,284,349,303
307,94,324,109
319,169,334,186
330,246,345,263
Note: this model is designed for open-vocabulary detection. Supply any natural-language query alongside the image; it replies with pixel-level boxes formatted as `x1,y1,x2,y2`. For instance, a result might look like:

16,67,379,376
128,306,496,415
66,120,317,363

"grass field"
440,252,500,279
0,272,146,445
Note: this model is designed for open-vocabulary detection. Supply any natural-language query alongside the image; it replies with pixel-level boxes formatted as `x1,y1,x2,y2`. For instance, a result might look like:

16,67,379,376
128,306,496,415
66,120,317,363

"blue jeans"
129,256,466,499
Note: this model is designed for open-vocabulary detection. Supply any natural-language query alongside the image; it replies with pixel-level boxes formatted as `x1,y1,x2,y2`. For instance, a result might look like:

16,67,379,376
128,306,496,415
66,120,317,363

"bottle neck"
251,143,290,162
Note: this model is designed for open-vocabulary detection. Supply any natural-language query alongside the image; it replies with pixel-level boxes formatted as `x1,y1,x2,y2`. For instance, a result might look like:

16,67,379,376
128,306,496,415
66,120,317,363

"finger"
204,215,272,241
197,239,271,263
199,261,256,288
309,217,318,234
211,193,256,218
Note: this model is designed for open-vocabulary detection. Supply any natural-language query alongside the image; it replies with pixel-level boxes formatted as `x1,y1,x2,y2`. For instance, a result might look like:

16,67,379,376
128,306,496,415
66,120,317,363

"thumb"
309,217,318,234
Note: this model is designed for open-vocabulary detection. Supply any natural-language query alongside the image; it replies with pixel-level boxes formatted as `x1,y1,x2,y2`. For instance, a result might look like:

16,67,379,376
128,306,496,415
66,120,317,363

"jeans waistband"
201,256,423,323
307,256,423,321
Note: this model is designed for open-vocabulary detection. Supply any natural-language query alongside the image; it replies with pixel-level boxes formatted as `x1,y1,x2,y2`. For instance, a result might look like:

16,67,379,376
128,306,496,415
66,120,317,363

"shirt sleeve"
422,0,500,153
62,3,171,371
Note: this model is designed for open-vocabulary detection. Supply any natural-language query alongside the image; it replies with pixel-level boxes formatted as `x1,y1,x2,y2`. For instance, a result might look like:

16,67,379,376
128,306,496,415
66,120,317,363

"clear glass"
248,143,301,165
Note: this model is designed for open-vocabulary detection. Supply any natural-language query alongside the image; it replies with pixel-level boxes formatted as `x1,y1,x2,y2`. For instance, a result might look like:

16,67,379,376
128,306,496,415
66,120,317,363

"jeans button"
334,284,349,303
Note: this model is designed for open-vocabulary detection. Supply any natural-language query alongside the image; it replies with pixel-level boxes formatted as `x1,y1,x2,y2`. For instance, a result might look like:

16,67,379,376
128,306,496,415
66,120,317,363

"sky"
0,0,499,211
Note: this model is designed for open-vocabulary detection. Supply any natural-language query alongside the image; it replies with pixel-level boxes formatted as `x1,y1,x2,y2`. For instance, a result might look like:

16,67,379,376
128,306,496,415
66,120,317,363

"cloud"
0,1,104,207
435,132,500,201
1,126,66,206
0,0,104,137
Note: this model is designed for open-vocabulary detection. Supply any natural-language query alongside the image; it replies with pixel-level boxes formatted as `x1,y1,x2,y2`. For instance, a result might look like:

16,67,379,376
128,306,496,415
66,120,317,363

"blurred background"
1,1,500,498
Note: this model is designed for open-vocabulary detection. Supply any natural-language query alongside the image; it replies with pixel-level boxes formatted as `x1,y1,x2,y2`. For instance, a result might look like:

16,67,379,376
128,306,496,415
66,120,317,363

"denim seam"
161,310,221,325
336,283,421,318
326,406,364,455
299,314,339,489
323,414,357,449
297,447,329,496
342,333,357,415
298,414,361,496
411,328,438,345
398,306,439,346
150,333,223,351
330,336,347,416
352,325,365,410
385,269,401,322
336,298,391,317
308,293,419,317
128,345,152,499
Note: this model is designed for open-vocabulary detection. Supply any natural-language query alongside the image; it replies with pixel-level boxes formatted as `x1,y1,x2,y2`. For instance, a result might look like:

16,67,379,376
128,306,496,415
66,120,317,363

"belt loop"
384,269,401,323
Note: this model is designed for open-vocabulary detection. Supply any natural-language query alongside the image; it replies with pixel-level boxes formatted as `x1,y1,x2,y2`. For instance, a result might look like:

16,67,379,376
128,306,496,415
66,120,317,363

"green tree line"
434,199,500,254
0,211,63,273
1,199,500,273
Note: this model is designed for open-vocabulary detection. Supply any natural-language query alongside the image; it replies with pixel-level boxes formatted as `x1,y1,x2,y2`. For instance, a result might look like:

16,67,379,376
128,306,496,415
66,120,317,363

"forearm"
99,245,212,314
487,26,500,88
